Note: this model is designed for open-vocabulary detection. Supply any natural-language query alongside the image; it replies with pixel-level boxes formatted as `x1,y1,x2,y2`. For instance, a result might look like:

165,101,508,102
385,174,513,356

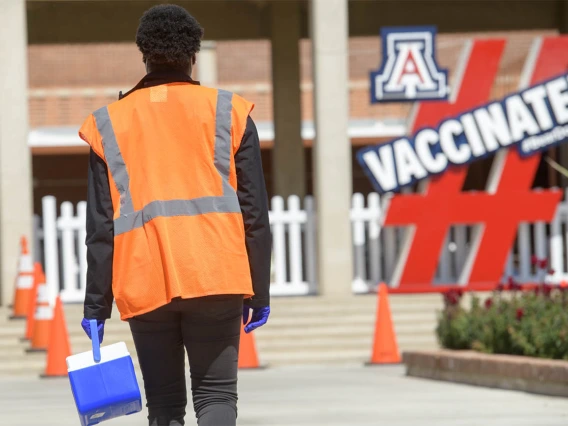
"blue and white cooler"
67,320,142,426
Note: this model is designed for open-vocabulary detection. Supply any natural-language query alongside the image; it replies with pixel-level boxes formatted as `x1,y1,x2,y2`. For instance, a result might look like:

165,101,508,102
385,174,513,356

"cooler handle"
90,319,101,363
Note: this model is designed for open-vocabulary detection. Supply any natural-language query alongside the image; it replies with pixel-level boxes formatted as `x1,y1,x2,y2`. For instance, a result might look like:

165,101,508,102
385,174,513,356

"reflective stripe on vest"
93,89,241,236
93,107,135,215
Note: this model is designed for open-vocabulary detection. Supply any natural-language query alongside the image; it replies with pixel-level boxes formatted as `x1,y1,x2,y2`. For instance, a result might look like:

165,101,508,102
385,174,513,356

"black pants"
128,295,243,426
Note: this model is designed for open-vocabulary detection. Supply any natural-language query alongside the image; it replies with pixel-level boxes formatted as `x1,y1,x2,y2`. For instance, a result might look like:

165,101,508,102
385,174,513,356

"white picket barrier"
39,191,568,302
349,189,568,291
351,193,385,293
40,195,317,302
546,191,568,284
269,195,316,296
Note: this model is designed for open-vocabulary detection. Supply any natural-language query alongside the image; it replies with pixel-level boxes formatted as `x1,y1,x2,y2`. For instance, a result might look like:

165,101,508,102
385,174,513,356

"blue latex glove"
243,306,270,334
81,318,105,344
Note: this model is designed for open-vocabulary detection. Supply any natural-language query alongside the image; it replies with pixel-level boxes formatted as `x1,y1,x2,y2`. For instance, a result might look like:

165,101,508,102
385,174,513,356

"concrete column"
0,0,33,305
310,0,353,297
559,0,568,34
559,0,568,188
197,40,218,87
271,1,305,198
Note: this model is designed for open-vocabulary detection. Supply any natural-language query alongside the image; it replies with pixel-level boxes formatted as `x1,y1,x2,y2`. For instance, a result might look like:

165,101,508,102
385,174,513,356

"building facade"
2,0,568,304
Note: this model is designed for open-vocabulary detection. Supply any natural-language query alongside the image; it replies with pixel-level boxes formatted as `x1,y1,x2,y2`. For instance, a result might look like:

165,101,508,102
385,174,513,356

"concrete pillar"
271,1,305,198
559,0,568,34
197,40,218,87
310,0,353,297
559,0,568,188
0,0,33,305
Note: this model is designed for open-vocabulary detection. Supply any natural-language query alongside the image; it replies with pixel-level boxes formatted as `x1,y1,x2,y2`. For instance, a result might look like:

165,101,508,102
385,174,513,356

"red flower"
484,298,493,309
444,293,457,305
531,255,539,266
542,284,553,297
443,289,463,306
507,277,522,292
538,259,548,269
516,308,524,321
548,269,556,276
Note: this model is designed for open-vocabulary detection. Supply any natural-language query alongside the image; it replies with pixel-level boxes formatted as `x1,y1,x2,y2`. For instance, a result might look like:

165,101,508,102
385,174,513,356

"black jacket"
84,71,272,320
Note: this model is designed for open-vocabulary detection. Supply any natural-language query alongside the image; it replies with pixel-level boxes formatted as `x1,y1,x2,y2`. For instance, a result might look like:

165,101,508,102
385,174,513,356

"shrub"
436,260,568,359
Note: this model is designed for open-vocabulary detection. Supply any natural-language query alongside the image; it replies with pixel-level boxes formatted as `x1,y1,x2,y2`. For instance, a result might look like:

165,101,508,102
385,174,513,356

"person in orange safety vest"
78,5,271,426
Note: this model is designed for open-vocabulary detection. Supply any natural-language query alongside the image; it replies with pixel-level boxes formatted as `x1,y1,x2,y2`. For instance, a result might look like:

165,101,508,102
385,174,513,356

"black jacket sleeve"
84,149,114,320
235,116,272,308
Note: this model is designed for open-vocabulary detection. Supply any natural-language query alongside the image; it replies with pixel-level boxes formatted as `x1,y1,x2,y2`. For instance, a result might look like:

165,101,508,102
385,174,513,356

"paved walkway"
2,365,568,426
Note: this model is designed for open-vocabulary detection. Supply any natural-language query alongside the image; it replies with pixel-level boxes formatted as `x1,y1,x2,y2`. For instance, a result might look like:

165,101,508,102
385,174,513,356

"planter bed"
403,350,568,397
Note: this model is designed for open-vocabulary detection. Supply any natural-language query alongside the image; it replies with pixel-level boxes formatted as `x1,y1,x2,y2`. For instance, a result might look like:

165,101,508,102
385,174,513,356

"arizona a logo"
370,26,449,102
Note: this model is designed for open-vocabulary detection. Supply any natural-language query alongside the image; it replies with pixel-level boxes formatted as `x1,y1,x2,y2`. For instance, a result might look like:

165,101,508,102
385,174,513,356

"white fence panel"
304,196,317,293
38,191,568,302
59,202,83,303
518,223,532,282
41,195,317,303
351,193,368,293
549,192,568,284
42,196,59,306
270,196,286,288
78,202,88,295
367,193,382,287
268,195,312,296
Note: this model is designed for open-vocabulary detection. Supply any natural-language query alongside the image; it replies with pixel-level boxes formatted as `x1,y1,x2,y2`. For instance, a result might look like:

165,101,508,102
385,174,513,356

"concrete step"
0,322,435,344
259,348,370,366
57,295,443,317
256,334,436,352
253,322,434,339
1,305,437,329
0,357,144,377
0,293,442,376
1,335,437,356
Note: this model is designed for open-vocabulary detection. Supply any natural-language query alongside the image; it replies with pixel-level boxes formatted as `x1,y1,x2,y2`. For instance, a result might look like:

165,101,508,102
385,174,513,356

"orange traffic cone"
10,236,34,319
238,325,261,369
42,296,71,378
368,283,401,364
27,281,53,352
23,263,44,341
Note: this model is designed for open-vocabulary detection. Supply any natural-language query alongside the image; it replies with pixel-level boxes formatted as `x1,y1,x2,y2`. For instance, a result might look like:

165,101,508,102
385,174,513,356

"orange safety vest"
79,83,254,320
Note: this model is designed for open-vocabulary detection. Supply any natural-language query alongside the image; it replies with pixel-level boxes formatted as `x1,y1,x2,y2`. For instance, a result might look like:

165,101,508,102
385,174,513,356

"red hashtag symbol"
385,38,565,293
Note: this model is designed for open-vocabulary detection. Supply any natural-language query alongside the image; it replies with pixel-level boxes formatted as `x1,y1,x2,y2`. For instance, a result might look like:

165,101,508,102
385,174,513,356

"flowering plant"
436,258,568,359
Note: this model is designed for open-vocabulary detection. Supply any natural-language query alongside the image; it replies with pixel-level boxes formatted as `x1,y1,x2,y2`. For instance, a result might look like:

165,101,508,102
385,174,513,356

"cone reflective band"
11,236,34,318
24,264,44,340
28,283,53,352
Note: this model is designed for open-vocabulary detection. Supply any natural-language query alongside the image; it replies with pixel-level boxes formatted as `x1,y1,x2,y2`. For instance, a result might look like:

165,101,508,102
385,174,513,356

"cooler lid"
66,342,131,372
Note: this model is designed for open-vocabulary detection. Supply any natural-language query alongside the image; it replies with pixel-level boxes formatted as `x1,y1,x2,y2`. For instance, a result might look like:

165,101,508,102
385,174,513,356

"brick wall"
28,30,556,128
28,43,144,88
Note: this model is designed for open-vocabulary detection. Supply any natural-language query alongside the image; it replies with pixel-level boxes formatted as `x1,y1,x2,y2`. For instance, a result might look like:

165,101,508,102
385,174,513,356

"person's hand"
81,318,105,344
243,306,270,334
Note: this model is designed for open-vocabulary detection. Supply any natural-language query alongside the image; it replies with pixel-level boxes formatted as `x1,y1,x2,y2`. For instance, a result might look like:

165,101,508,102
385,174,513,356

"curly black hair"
135,4,204,70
